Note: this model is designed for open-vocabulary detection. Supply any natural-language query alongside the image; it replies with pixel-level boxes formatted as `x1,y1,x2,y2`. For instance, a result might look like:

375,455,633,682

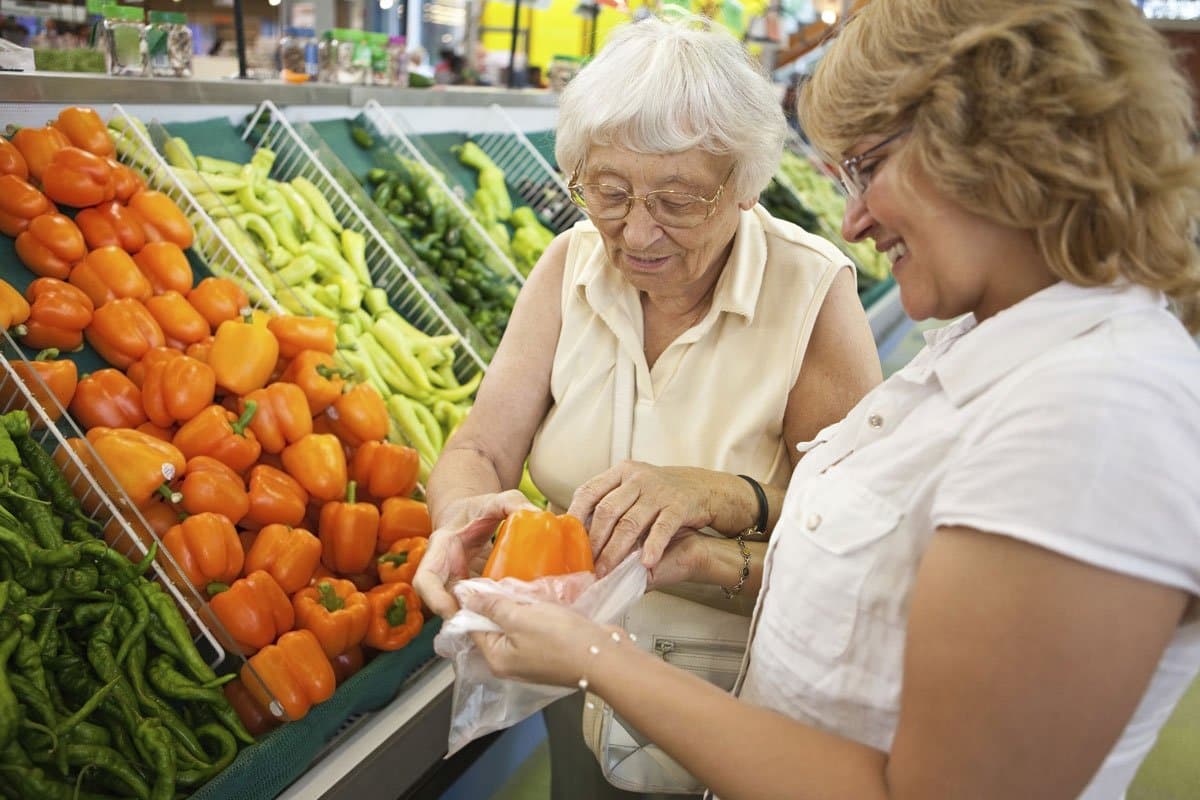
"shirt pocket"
768,473,902,662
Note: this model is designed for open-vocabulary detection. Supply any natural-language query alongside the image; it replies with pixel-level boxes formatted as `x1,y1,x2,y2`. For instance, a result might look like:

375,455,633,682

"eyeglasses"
837,129,908,200
567,164,735,229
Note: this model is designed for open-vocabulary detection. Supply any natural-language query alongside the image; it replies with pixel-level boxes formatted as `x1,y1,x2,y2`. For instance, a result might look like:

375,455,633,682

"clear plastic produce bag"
433,552,648,756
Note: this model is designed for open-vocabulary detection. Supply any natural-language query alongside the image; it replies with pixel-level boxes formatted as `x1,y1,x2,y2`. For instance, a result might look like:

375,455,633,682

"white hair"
555,12,785,200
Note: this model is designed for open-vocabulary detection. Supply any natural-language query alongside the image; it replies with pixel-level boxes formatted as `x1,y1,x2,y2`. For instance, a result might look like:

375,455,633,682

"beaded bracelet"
721,533,752,599
579,630,636,709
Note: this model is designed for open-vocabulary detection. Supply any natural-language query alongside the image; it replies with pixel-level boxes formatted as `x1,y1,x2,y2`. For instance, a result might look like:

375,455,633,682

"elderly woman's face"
580,145,747,298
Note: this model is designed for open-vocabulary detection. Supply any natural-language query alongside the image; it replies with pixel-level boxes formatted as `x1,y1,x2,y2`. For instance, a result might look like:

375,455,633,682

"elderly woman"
452,1,1200,798
413,13,882,799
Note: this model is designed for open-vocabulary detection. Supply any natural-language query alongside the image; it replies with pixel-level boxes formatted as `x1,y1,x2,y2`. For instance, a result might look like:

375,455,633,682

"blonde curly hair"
800,0,1200,331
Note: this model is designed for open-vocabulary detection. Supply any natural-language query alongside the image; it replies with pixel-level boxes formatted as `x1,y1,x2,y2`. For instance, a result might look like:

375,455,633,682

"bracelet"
737,473,769,534
579,630,636,709
721,533,752,599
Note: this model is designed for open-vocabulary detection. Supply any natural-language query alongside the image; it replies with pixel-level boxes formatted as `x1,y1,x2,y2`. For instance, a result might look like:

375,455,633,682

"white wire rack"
109,104,283,315
0,327,240,673
243,100,492,379
359,99,526,284
468,103,584,235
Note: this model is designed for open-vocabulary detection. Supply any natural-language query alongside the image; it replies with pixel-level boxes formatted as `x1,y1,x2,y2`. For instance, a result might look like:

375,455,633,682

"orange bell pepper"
185,336,214,365
144,291,210,350
133,240,193,296
0,278,30,333
106,158,145,203
41,146,115,208
318,481,379,575
351,441,419,501
21,278,93,351
243,522,321,593
0,137,28,179
128,189,193,249
243,465,309,530
86,426,186,508
11,125,68,182
141,354,216,428
223,678,279,737
377,497,432,553
282,433,347,503
280,350,345,415
136,421,175,441
209,316,279,396
240,628,335,721
69,246,153,308
0,174,55,238
84,297,165,369
14,212,87,280
376,537,428,586
482,509,595,582
176,455,248,523
329,644,364,685
160,511,244,592
3,349,77,423
187,277,248,330
239,382,312,455
51,107,115,158
173,403,262,475
292,578,371,659
324,383,389,449
209,569,295,655
126,346,182,388
69,368,146,430
363,582,423,651
267,316,337,359
74,201,147,254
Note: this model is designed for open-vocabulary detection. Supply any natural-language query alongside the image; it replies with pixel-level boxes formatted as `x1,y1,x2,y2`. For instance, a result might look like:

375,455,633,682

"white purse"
580,353,752,794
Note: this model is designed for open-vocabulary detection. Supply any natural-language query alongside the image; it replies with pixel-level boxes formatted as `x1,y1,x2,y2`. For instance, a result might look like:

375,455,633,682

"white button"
868,413,884,429
805,513,822,530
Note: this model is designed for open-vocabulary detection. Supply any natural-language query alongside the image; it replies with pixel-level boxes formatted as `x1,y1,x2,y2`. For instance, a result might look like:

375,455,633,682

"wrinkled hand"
413,489,535,619
567,462,717,576
644,531,711,591
463,591,616,688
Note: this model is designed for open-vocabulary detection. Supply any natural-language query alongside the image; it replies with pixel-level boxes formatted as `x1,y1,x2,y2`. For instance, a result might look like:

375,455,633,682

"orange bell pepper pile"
0,106,442,733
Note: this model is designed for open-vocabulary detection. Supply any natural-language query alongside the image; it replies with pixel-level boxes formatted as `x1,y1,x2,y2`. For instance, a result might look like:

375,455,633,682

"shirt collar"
933,281,1168,406
573,206,768,325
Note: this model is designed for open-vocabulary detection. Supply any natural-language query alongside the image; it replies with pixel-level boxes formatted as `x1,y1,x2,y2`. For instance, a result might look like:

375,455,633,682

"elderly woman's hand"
567,462,722,576
463,592,617,688
413,489,536,619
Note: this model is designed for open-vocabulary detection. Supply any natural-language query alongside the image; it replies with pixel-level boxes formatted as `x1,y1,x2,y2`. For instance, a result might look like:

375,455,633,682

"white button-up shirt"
737,281,1200,799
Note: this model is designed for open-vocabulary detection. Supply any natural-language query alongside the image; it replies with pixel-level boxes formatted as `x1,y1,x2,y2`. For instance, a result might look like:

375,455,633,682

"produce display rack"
243,100,493,380
0,330,242,676
359,99,527,284
466,103,584,235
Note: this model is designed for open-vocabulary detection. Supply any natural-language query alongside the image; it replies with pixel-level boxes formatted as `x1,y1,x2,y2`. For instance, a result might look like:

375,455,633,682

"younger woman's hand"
463,591,615,687
413,489,535,619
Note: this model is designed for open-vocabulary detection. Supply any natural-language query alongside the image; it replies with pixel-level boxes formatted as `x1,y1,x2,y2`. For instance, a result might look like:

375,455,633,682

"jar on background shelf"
102,4,147,77
146,11,192,78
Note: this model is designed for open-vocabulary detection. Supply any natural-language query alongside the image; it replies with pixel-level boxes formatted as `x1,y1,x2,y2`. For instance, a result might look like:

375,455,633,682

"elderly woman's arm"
414,234,569,617
580,266,882,575
466,526,1188,800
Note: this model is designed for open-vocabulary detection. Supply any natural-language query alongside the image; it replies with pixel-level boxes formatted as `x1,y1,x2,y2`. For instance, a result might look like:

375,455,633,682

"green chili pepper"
114,582,148,667
0,421,21,468
64,720,111,748
63,743,151,800
0,628,22,751
60,563,98,594
139,582,218,684
146,656,254,745
120,632,208,766
175,723,239,788
0,526,31,568
7,672,55,731
0,764,121,800
4,474,62,550
135,719,177,800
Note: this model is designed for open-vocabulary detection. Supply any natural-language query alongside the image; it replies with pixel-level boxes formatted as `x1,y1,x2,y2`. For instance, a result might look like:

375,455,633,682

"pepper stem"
379,551,409,567
385,595,407,628
317,581,345,612
33,347,59,361
345,480,357,505
233,400,257,436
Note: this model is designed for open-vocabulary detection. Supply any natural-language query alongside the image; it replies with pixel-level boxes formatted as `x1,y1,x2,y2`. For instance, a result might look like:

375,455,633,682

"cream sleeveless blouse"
528,205,850,511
